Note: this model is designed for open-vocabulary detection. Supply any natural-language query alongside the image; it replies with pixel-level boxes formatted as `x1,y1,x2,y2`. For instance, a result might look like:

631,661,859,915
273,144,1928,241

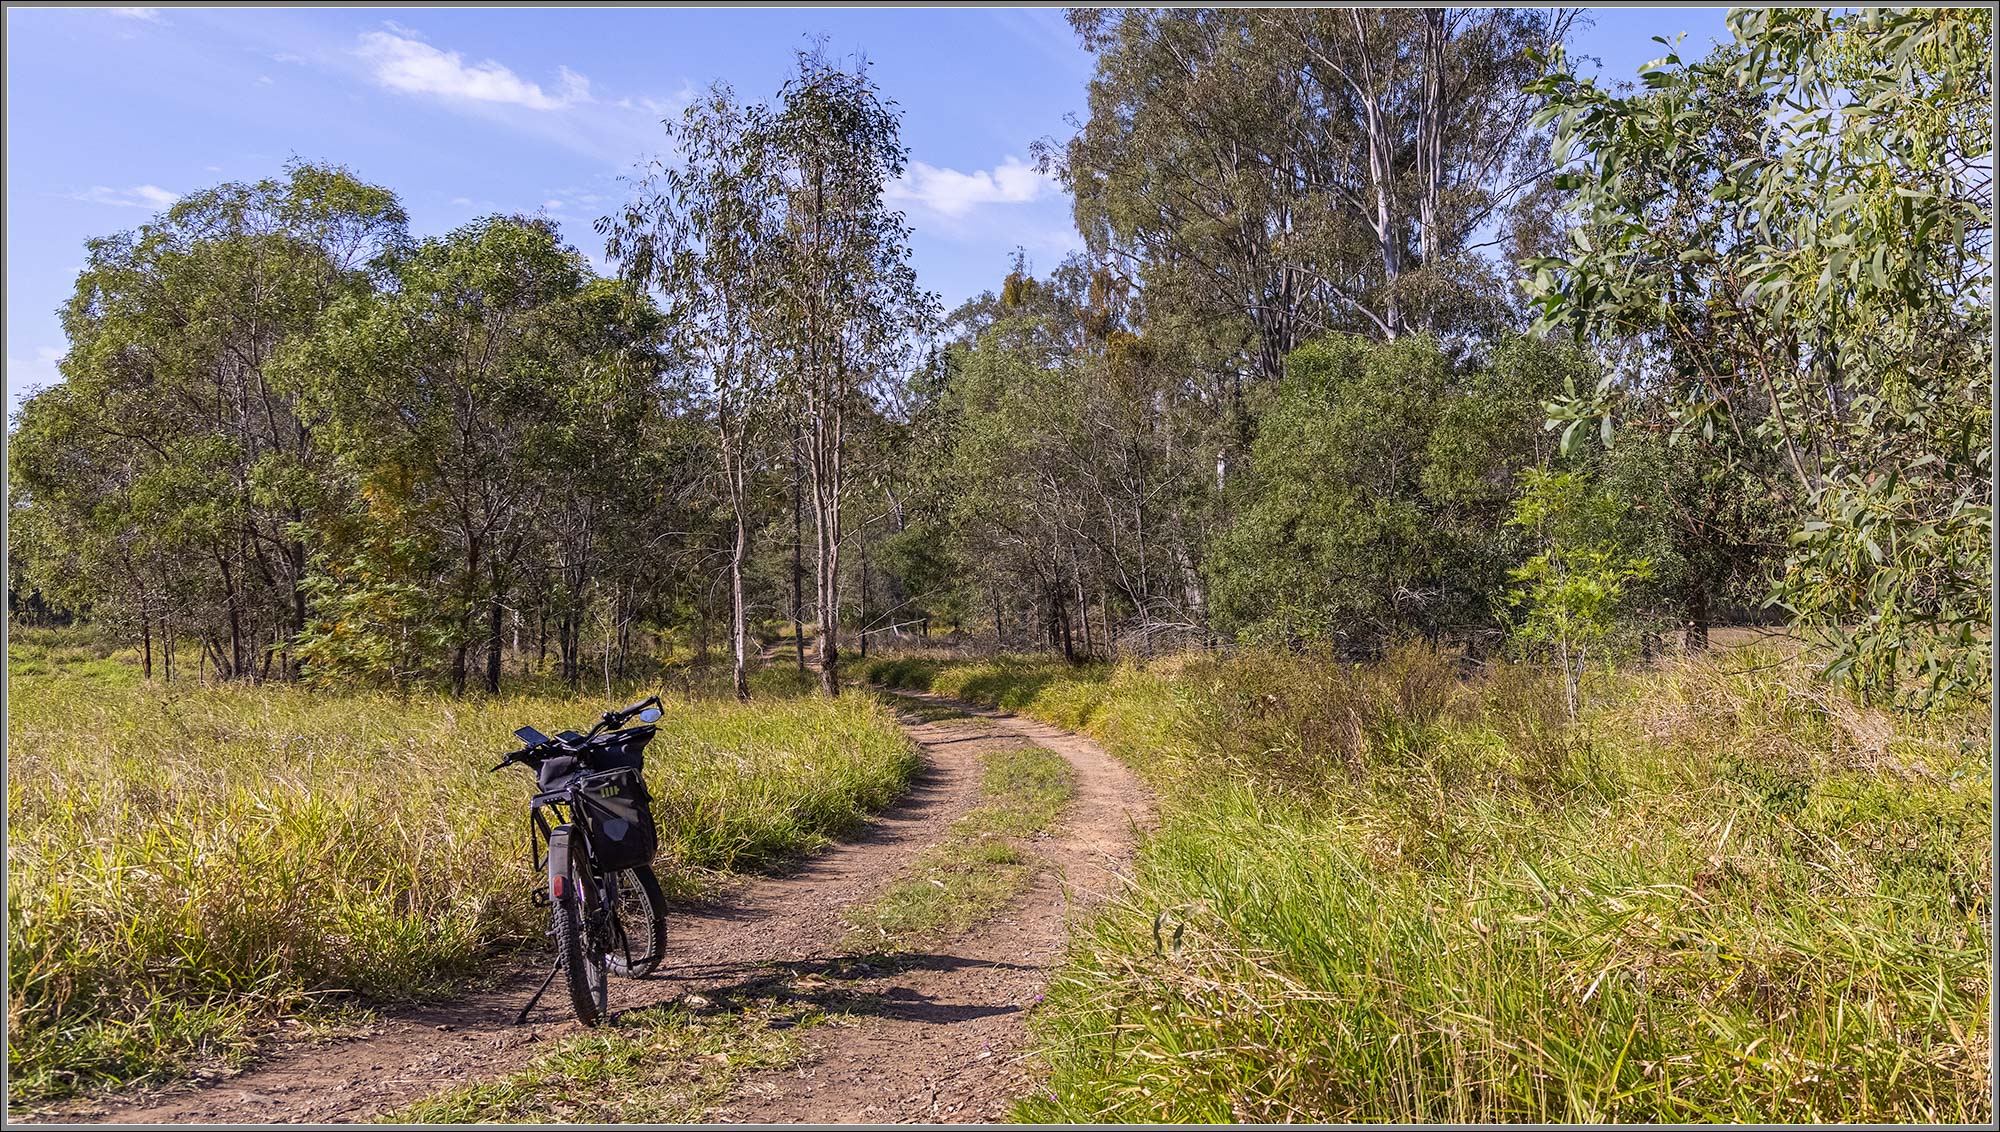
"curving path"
41,688,1152,1125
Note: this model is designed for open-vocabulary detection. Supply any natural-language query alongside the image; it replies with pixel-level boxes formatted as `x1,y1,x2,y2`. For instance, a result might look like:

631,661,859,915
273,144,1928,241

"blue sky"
4,5,1731,419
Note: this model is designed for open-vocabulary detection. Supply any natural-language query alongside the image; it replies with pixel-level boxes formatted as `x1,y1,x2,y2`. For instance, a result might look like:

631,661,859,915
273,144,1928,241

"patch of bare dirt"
32,689,1151,1126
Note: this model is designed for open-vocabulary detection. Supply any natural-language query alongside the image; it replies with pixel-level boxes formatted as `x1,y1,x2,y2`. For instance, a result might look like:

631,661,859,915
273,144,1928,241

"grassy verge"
862,648,1991,1123
845,745,1074,948
5,627,921,1105
389,998,813,1123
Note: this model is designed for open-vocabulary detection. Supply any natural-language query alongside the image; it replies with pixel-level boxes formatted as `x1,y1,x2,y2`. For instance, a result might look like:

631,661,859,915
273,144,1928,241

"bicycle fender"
545,826,574,900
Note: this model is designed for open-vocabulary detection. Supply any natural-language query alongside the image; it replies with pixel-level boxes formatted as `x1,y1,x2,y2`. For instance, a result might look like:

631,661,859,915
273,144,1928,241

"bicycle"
493,694,671,1026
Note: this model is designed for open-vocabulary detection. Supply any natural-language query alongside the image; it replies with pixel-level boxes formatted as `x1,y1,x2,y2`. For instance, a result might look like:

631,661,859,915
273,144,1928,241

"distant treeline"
9,8,1989,706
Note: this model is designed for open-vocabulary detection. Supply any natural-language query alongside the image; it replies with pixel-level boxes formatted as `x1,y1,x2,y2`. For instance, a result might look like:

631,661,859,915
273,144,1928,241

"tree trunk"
289,538,309,680
792,437,807,674
1415,9,1447,277
858,532,871,661
218,550,244,680
1075,569,1092,659
1684,571,1711,652
1099,584,1113,658
485,590,504,694
811,435,841,696
1056,584,1076,663
730,466,750,701
816,529,839,695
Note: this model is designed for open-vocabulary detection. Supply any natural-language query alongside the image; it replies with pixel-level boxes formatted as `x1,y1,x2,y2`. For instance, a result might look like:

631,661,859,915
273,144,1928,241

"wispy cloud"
888,156,1052,218
355,26,590,111
74,184,179,210
271,52,307,65
340,23,687,164
110,7,165,22
614,81,697,118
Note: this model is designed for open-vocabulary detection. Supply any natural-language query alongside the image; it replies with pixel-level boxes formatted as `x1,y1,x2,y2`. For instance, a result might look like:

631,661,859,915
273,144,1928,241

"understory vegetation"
865,649,1991,1123
5,627,919,1105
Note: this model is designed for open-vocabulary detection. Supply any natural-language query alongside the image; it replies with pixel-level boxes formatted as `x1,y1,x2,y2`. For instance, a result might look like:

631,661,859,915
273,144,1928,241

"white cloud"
887,156,1051,218
614,82,695,118
545,186,607,209
74,184,179,210
257,75,274,86
110,7,164,22
271,52,307,65
355,27,589,111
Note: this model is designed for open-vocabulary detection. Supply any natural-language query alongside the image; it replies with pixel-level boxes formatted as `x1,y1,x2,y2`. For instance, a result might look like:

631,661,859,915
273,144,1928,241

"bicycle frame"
528,769,642,957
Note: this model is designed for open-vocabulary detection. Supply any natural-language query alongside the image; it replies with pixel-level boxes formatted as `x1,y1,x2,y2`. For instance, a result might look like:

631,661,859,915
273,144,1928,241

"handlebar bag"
537,755,582,790
584,724,656,773
575,768,658,872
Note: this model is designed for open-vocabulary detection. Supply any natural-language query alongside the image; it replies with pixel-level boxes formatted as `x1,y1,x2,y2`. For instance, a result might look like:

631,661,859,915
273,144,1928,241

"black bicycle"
493,694,670,1026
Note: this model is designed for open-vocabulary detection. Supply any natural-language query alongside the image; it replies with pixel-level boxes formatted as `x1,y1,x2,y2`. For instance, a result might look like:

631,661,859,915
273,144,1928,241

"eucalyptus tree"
290,216,665,694
767,47,937,695
10,163,406,679
602,82,784,700
1052,6,1577,407
1530,6,1993,704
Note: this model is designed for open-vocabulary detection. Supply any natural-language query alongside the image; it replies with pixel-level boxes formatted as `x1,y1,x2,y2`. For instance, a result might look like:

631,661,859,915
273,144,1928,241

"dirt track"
38,690,1152,1125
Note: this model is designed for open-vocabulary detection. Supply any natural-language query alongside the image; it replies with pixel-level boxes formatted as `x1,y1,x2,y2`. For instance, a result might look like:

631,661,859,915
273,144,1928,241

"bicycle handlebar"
491,693,663,772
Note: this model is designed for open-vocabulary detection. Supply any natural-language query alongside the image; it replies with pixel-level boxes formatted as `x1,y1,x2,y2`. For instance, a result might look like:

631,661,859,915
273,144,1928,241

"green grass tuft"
846,746,1075,947
387,1000,815,1124
5,630,921,1105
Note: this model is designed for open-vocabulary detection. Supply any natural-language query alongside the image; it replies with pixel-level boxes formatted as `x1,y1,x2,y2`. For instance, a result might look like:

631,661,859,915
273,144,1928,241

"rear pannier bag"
576,768,658,872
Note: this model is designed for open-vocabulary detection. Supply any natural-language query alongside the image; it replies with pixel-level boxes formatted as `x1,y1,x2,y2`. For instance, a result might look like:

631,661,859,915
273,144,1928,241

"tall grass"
6,629,920,1104
864,647,1991,1122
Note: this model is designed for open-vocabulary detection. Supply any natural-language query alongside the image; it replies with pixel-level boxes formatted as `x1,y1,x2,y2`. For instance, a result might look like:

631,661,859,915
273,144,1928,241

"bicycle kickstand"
515,959,562,1025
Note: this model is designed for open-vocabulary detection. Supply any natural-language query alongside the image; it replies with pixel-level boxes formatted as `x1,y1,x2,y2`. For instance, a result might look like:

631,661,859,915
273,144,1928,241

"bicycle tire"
551,840,608,1026
606,864,668,978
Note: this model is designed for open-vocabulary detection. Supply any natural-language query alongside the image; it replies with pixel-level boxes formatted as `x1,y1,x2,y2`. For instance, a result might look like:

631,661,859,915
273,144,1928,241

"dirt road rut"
46,690,1151,1125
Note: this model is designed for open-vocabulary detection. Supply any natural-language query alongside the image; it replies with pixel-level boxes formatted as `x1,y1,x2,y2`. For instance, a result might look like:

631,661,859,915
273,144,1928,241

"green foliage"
7,162,407,680
599,81,786,699
1505,469,1654,719
1529,7,1993,705
766,47,939,694
283,215,668,692
1061,8,1574,372
912,256,1213,653
1208,333,1580,649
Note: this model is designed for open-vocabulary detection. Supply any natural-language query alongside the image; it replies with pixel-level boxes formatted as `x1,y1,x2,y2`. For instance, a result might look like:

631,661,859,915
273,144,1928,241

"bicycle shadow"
616,951,1035,1029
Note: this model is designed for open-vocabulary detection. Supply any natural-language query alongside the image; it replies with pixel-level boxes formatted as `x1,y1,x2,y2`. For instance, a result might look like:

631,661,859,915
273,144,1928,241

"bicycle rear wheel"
551,838,608,1026
606,864,668,977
